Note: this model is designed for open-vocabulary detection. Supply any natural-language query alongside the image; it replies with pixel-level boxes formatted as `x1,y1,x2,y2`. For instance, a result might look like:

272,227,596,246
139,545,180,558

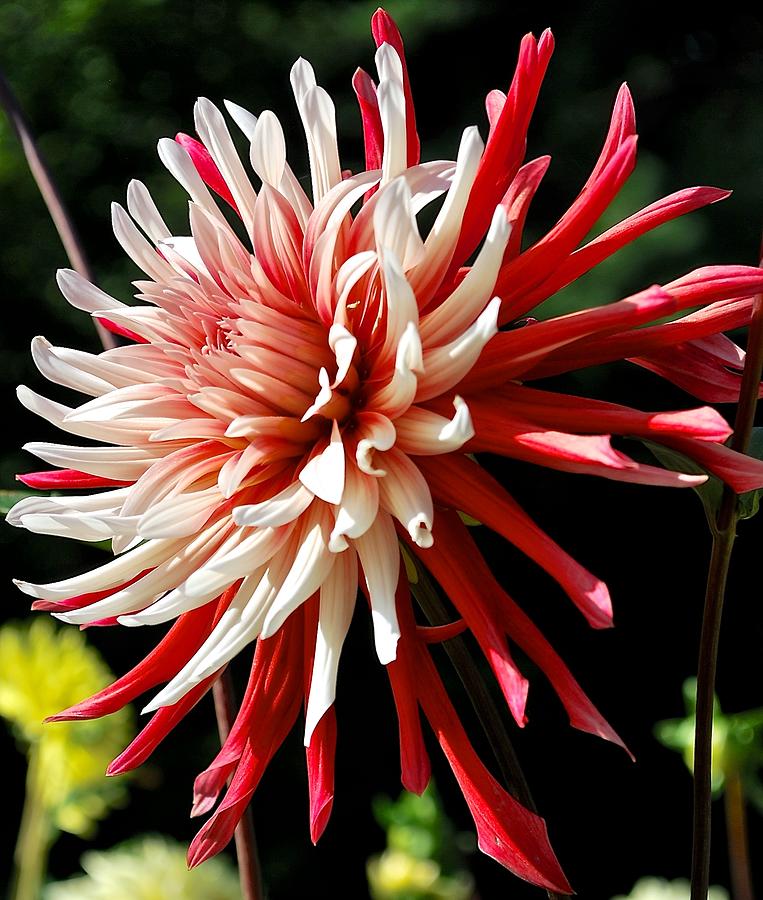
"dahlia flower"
8,8,763,893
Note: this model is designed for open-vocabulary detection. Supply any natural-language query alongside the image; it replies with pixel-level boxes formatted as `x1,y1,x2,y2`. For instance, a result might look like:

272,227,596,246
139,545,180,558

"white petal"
301,367,333,422
394,397,475,455
57,521,230,624
291,59,341,202
419,206,510,346
141,571,269,711
14,535,186,602
375,44,407,186
122,525,291,626
126,179,172,242
111,202,176,282
328,324,357,388
56,269,127,314
259,505,335,639
377,249,419,364
304,549,357,745
377,449,434,548
194,97,258,234
352,512,400,665
234,481,314,527
408,126,484,300
329,457,379,552
354,412,396,476
31,336,113,396
252,110,287,187
137,487,220,539
415,297,500,402
366,321,423,419
299,421,345,505
157,137,228,226
156,236,211,277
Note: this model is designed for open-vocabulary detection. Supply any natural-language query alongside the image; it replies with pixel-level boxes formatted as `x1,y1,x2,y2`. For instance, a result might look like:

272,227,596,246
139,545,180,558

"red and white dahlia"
9,9,763,893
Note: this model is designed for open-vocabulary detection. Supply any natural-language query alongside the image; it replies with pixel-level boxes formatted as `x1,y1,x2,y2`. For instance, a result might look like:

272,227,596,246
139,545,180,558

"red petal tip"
309,794,334,844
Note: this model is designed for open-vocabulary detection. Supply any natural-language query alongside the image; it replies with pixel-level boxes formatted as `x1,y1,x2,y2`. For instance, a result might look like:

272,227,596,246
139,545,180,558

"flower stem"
724,769,754,900
213,671,264,900
0,67,115,349
410,566,561,900
11,746,53,900
691,285,763,900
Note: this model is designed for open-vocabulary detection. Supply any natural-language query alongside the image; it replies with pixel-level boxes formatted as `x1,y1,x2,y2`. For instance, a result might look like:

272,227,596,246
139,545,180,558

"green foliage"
0,618,131,836
0,489,34,515
655,677,763,808
367,785,473,900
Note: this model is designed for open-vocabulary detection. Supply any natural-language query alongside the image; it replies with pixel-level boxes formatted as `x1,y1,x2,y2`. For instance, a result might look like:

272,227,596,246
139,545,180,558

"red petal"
416,619,468,643
452,31,554,271
395,591,572,893
385,573,431,794
631,335,756,403
187,609,305,867
107,676,215,775
97,316,147,343
407,533,530,728
511,186,730,311
371,9,420,166
472,384,732,442
432,512,630,755
47,600,221,722
654,435,763,494
417,454,612,628
175,133,239,213
526,297,756,379
492,84,636,321
306,708,337,844
465,285,675,390
17,469,133,490
352,68,384,173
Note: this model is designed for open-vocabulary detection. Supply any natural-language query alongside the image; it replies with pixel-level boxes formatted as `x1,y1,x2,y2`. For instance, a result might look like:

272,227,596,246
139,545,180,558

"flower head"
44,836,242,900
9,8,763,892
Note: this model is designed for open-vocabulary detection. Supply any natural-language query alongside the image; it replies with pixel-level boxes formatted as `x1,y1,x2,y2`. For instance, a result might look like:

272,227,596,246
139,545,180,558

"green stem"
691,288,763,900
11,745,54,900
410,565,561,900
724,769,754,900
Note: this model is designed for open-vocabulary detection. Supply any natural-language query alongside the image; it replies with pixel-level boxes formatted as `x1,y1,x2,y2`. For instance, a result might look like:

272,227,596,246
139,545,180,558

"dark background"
1,1,761,897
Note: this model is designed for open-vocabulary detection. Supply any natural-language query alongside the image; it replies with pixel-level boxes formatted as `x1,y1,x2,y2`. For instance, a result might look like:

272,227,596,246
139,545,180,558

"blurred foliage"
0,617,131,837
367,784,473,900
611,876,728,900
655,677,763,807
44,835,242,900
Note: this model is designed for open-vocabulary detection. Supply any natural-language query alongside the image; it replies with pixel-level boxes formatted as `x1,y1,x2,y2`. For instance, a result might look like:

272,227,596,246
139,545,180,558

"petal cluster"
9,9,763,892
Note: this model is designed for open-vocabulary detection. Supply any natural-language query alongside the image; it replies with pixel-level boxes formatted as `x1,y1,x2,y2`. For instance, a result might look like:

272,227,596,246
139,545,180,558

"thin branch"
691,279,763,900
213,673,264,900
724,770,754,900
0,67,116,349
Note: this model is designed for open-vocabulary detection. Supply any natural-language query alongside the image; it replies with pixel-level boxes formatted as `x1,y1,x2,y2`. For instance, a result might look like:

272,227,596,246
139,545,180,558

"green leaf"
644,429,763,526
642,441,723,527
0,489,34,516
737,426,763,521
